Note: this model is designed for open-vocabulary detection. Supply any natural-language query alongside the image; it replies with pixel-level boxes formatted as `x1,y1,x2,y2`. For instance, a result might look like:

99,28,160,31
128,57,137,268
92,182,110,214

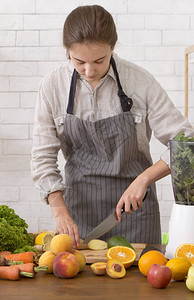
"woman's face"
69,42,113,88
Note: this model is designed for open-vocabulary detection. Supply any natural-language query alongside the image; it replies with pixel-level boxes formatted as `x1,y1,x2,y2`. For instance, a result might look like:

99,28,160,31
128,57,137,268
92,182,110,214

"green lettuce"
0,205,33,252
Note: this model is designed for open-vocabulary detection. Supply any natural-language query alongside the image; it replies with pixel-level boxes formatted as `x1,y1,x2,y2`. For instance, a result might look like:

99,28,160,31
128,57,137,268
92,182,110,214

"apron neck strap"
110,56,133,112
67,56,133,114
67,69,78,115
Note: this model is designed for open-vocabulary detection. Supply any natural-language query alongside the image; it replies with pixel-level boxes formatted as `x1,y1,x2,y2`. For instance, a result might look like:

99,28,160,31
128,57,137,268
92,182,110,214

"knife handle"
121,190,148,213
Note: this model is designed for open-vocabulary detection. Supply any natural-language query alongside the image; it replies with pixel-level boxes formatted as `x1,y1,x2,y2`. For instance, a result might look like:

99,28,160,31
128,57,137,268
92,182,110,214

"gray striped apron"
63,56,161,244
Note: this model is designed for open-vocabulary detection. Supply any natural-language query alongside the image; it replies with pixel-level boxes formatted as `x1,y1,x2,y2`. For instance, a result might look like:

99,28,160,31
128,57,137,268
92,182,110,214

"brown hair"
63,5,118,50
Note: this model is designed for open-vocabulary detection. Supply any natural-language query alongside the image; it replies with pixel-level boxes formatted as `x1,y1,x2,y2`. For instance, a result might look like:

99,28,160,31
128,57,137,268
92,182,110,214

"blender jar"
165,139,194,259
170,140,194,205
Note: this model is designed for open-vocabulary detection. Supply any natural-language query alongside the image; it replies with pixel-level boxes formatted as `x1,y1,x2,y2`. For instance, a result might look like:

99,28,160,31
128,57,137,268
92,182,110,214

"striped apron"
63,57,161,244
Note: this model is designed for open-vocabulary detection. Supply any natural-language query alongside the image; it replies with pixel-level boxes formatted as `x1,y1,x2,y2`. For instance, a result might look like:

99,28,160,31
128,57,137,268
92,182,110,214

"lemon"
35,232,54,245
43,242,52,251
43,233,54,245
166,257,192,281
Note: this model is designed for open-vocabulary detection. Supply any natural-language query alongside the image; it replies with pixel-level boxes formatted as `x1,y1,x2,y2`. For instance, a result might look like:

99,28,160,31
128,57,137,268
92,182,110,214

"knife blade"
83,191,148,244
84,208,124,244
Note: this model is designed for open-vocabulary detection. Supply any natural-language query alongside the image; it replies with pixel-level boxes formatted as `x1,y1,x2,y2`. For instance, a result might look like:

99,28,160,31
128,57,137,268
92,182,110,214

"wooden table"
1,265,193,300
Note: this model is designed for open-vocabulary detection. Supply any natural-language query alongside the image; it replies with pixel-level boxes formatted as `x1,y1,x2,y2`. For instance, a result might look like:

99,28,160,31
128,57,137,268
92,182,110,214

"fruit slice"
88,239,107,250
107,246,136,269
43,233,54,245
175,243,194,265
166,257,191,281
91,262,107,275
107,236,134,250
35,232,53,245
138,250,168,276
43,242,52,251
106,259,126,278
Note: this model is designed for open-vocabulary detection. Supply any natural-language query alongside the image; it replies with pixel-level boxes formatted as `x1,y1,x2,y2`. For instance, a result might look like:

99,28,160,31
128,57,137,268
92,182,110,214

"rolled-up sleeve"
146,78,194,167
31,81,66,203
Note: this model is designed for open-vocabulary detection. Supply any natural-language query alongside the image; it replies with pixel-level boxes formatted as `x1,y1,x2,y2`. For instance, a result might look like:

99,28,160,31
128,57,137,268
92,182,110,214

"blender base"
165,203,194,259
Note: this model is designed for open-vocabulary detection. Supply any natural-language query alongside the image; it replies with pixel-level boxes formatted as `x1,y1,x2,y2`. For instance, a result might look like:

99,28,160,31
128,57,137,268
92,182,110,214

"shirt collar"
66,54,117,84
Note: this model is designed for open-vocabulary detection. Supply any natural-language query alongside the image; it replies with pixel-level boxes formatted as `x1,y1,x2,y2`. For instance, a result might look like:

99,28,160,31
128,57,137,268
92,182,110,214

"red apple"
147,264,172,289
53,251,80,278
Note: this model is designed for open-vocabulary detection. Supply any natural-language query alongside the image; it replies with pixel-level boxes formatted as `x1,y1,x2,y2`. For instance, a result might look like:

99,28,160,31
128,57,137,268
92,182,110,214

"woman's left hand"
116,159,171,221
116,178,148,221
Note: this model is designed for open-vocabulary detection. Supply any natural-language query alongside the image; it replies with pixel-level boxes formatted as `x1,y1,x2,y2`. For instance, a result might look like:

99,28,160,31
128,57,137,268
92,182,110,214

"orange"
138,250,168,276
175,243,194,265
166,257,191,281
107,246,136,269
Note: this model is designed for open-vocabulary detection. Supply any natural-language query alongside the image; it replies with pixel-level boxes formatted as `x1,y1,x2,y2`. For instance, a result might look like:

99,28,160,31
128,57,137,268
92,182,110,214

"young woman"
31,5,194,248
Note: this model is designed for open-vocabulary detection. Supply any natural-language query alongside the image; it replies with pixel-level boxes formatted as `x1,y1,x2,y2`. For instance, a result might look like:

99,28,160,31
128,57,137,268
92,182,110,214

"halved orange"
175,243,194,265
107,246,136,269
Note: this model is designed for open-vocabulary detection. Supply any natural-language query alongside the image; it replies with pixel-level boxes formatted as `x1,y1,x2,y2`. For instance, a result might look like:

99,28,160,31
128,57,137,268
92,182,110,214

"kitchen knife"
84,191,148,244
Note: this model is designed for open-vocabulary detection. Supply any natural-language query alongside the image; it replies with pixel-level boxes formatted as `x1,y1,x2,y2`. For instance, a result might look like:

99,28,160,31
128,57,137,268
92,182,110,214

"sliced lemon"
35,232,54,245
43,233,54,245
43,242,52,251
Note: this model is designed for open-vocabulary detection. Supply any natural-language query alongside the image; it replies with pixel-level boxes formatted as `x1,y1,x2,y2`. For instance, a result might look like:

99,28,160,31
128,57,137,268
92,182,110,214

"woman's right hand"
48,191,80,248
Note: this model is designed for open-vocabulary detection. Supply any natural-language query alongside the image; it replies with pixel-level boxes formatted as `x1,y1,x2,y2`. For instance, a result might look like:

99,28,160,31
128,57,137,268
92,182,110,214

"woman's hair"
63,5,118,50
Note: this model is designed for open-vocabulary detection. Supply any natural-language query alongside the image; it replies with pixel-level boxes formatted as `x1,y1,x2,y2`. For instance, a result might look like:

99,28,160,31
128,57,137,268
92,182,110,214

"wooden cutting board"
80,243,146,265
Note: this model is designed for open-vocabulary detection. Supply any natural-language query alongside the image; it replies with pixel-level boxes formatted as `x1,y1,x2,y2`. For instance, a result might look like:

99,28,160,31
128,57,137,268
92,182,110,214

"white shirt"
31,53,194,202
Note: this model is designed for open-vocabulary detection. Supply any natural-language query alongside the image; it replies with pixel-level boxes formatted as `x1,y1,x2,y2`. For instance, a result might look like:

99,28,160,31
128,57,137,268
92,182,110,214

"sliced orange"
107,246,136,269
175,243,194,265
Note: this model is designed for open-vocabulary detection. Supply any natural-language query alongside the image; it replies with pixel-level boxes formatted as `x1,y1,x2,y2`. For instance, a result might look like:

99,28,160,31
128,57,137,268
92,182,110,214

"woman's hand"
54,207,80,249
48,191,80,248
116,159,171,221
116,178,148,221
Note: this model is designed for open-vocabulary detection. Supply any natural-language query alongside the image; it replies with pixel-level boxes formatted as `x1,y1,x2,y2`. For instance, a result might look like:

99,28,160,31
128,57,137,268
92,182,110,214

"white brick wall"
0,0,194,237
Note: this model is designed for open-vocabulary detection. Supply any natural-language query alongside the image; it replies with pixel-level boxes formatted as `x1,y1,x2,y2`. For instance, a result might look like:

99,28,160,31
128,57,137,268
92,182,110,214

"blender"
165,137,194,259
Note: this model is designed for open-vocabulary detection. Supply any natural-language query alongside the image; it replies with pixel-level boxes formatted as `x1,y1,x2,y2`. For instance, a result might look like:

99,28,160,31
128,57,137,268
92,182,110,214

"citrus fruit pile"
137,242,194,291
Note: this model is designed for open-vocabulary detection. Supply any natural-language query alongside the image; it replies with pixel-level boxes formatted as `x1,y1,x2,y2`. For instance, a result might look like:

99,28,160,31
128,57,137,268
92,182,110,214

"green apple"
186,277,194,292
186,266,194,292
187,265,194,278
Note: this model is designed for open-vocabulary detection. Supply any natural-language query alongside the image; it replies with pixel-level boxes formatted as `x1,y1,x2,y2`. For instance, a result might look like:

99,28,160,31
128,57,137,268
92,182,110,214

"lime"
107,236,134,250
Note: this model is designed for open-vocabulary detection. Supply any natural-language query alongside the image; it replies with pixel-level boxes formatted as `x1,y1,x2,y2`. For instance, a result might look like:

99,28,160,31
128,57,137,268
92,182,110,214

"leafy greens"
171,132,194,205
0,205,34,252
